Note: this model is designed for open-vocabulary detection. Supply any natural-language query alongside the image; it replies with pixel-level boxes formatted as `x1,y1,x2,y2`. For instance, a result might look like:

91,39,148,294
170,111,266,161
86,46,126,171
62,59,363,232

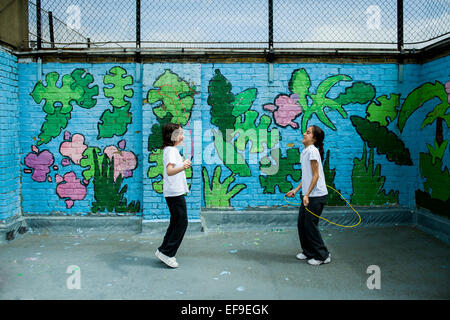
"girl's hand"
183,159,192,169
303,195,309,207
285,190,296,198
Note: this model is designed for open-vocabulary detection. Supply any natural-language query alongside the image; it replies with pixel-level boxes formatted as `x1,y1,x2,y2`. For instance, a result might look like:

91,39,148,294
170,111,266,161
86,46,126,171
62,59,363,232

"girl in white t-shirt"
155,123,191,268
286,125,331,266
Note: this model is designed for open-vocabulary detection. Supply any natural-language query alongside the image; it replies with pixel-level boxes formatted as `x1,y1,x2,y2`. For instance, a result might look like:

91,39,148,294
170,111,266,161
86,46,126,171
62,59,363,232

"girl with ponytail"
286,125,331,266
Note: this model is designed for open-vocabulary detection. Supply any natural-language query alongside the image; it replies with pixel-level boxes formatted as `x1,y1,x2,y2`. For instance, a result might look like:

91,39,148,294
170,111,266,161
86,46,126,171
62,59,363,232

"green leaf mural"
350,115,413,166
334,81,376,106
207,69,265,176
285,69,375,133
398,81,449,132
98,67,134,139
234,110,280,153
146,70,197,194
71,68,99,109
207,69,236,138
31,72,83,115
232,88,257,117
419,152,450,202
350,144,398,206
97,102,132,139
288,68,310,109
37,110,71,146
212,129,251,177
30,70,98,145
80,146,104,181
147,70,195,125
259,148,301,194
202,166,246,207
103,66,133,108
91,148,140,213
426,140,449,165
323,150,346,206
366,94,400,126
147,149,164,193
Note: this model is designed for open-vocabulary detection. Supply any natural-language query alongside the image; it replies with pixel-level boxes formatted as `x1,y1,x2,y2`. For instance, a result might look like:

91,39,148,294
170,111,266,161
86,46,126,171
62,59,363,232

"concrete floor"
0,225,449,300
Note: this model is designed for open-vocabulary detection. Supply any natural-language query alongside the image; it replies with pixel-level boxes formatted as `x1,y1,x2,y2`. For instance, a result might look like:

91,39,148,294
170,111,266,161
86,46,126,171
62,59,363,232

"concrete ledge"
0,214,26,244
5,207,449,245
25,216,143,234
414,209,450,245
201,206,414,232
142,219,204,236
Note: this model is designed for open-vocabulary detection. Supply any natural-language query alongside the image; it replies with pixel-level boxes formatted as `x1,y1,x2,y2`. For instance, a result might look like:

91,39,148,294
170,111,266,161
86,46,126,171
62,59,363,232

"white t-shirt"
300,145,328,197
163,146,189,197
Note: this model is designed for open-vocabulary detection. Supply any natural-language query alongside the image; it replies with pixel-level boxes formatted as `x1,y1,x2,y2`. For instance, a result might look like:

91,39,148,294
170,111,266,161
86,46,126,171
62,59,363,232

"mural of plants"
398,81,448,140
419,152,450,202
30,69,99,145
91,148,140,213
80,146,105,181
264,68,376,133
263,93,302,129
211,129,251,177
396,80,449,215
259,148,301,194
323,150,346,206
416,151,450,218
366,94,399,126
55,172,87,209
147,69,196,126
26,65,140,214
208,69,279,177
22,63,448,217
146,70,196,194
202,166,246,207
234,109,279,153
351,144,399,206
350,116,413,166
24,146,54,182
97,66,134,139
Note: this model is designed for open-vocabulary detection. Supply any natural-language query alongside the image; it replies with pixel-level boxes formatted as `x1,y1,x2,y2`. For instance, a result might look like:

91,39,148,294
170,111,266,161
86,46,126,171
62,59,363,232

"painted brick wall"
412,56,450,215
0,46,21,222
10,56,450,221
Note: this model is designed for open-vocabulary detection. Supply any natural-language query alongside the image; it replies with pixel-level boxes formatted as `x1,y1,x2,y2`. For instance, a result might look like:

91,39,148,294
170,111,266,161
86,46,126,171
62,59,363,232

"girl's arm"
286,181,302,197
166,160,191,176
303,160,319,205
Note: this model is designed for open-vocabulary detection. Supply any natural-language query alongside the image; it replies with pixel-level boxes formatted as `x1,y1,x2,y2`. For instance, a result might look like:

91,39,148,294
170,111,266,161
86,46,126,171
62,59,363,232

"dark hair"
161,123,181,149
311,125,325,162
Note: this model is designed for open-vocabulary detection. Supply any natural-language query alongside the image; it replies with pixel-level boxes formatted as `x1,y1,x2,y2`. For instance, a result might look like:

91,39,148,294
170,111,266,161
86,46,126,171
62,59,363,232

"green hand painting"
202,166,246,207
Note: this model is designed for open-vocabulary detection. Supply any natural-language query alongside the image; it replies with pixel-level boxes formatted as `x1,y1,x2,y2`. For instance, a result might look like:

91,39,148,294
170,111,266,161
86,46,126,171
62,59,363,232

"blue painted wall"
3,52,448,221
0,46,21,222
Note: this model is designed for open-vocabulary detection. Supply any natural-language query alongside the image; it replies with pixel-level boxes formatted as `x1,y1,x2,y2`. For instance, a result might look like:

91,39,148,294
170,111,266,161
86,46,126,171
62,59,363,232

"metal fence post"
267,0,274,61
49,11,55,48
136,0,141,49
268,0,273,51
397,0,404,52
36,0,42,50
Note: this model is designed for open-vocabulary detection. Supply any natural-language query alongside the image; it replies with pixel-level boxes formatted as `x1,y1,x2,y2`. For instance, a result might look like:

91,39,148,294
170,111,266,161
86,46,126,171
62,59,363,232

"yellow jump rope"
284,184,361,228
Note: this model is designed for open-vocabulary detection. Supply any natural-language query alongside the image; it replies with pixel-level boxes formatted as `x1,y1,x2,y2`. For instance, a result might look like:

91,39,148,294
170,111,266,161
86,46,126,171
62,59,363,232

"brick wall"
0,46,21,222
5,55,449,221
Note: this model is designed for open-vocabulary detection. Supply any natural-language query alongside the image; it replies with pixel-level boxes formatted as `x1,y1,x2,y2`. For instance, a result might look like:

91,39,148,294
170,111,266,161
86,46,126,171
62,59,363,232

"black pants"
158,195,188,258
298,195,329,261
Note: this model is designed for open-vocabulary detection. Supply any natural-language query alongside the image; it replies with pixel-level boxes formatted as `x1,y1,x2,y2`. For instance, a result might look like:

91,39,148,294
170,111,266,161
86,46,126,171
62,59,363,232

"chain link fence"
28,0,449,51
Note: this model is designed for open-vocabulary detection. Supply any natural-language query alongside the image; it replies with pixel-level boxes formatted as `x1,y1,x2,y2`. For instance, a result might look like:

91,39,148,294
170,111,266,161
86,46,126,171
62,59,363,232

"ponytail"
312,125,325,162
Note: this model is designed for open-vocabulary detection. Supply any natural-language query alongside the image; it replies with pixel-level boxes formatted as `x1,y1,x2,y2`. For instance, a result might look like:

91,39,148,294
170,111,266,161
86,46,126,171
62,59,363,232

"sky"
29,0,450,49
